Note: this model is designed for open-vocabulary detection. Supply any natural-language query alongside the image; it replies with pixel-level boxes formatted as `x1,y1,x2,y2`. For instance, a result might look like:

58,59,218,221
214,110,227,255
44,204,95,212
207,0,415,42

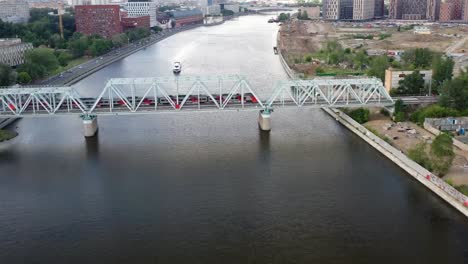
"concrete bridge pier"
82,115,98,137
258,108,273,132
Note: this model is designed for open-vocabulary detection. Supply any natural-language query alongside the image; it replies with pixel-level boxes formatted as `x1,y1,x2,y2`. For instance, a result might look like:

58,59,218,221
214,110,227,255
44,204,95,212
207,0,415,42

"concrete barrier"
323,107,468,217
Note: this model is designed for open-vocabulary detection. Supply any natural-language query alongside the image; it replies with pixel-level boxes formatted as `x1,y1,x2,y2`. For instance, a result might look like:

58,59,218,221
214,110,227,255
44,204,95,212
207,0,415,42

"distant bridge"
0,75,393,136
247,6,294,13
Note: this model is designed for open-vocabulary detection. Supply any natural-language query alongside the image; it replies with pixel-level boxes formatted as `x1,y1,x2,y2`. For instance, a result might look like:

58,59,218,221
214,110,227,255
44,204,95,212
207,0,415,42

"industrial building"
0,39,33,67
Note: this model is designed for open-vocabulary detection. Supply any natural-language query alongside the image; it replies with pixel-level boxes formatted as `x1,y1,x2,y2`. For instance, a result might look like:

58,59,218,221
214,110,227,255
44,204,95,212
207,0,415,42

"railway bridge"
0,75,393,137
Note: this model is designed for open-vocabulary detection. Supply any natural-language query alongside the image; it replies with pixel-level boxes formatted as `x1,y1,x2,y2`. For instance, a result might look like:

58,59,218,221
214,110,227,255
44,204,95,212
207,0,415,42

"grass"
50,56,90,76
364,125,392,144
0,130,17,142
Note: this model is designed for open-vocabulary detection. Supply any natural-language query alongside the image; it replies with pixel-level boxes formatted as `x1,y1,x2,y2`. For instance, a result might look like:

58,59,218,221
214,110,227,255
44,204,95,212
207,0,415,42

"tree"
352,50,368,70
68,36,90,57
367,56,389,81
439,70,468,110
397,70,425,95
408,143,432,171
401,48,433,69
17,72,32,84
24,48,59,72
89,39,113,56
0,64,15,86
278,13,289,21
430,133,454,176
111,33,129,48
348,108,370,124
57,52,73,67
432,56,454,90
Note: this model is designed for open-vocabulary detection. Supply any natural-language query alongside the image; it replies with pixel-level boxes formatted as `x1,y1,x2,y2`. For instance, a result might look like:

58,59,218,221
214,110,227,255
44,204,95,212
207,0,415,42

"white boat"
173,62,181,74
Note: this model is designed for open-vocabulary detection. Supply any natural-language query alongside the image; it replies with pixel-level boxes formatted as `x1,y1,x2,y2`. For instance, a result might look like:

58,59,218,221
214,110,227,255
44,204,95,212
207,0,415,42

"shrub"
305,55,312,63
408,143,433,171
410,105,460,125
348,108,370,124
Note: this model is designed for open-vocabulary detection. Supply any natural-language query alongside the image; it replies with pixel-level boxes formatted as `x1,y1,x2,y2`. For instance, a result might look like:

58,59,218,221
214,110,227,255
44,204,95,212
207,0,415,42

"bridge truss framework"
0,75,393,117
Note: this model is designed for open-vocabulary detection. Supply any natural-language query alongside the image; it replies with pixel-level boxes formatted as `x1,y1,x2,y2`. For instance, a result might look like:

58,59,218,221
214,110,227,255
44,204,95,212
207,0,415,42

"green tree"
278,13,289,21
17,62,46,80
57,52,73,67
0,64,15,86
432,56,454,90
89,39,113,57
430,133,454,176
366,55,389,82
24,48,59,72
352,50,368,70
111,33,129,48
17,72,32,84
408,143,432,171
401,48,433,69
348,108,370,124
68,36,90,57
439,71,468,110
397,70,425,95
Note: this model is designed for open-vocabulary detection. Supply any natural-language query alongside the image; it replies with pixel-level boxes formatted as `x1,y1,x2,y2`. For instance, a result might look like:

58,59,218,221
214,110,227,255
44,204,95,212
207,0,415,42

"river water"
1,15,468,264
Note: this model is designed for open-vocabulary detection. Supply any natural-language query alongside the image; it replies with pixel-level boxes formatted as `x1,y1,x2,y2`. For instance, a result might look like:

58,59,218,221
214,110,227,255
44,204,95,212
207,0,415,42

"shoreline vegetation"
0,129,18,142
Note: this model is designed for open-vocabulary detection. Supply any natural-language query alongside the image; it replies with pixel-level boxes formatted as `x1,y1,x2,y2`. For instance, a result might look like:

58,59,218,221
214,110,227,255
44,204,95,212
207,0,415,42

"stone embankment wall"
323,107,468,217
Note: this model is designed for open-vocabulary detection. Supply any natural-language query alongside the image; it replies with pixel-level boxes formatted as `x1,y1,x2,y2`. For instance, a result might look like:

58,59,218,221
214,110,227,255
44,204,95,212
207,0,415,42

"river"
1,15,467,264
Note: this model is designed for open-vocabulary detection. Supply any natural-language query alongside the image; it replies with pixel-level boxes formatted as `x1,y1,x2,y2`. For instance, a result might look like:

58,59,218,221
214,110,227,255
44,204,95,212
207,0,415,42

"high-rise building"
426,0,440,20
374,0,384,17
75,5,122,38
339,0,354,19
125,2,157,27
323,0,340,20
463,0,468,21
389,0,427,20
353,0,375,20
0,0,30,23
439,2,455,20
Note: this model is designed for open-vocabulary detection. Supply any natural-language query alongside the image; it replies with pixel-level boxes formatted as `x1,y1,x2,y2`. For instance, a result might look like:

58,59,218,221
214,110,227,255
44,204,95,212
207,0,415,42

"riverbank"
323,107,468,217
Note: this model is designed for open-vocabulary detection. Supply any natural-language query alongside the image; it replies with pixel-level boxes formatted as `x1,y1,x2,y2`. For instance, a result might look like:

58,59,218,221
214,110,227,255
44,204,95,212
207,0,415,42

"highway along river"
1,15,468,264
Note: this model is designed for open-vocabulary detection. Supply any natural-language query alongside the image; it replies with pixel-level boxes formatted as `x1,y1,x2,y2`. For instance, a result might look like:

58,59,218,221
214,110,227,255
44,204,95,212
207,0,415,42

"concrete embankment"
322,107,468,217
0,118,20,130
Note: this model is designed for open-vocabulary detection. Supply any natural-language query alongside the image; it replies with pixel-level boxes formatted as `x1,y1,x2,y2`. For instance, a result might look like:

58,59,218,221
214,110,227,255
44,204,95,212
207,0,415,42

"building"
414,26,431,34
27,0,66,9
222,3,239,13
202,4,221,16
374,0,384,17
0,0,30,24
75,5,122,38
353,0,375,20
389,0,428,20
463,0,468,21
340,0,354,19
426,0,440,20
125,2,157,27
301,6,320,18
0,39,33,67
171,9,203,27
121,15,150,30
384,69,433,92
72,0,112,5
439,1,456,21
323,0,340,20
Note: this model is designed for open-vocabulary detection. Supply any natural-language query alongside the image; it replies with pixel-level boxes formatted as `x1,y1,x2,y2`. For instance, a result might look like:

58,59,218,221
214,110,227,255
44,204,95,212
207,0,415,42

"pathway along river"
1,15,468,264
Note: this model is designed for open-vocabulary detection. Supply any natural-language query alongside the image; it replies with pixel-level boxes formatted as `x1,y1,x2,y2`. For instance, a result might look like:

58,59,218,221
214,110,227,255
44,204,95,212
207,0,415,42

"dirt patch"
364,113,468,185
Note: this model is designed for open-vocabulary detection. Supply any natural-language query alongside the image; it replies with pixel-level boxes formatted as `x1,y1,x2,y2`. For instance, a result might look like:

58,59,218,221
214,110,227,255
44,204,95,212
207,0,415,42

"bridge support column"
82,115,98,138
258,108,272,132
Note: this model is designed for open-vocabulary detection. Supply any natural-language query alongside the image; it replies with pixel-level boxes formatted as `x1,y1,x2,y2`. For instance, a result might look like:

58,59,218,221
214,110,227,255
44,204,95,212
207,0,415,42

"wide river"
1,15,468,263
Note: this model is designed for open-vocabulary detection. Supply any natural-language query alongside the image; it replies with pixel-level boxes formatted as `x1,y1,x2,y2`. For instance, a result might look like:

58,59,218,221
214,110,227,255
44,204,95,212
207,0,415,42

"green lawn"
50,56,91,76
0,130,17,142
